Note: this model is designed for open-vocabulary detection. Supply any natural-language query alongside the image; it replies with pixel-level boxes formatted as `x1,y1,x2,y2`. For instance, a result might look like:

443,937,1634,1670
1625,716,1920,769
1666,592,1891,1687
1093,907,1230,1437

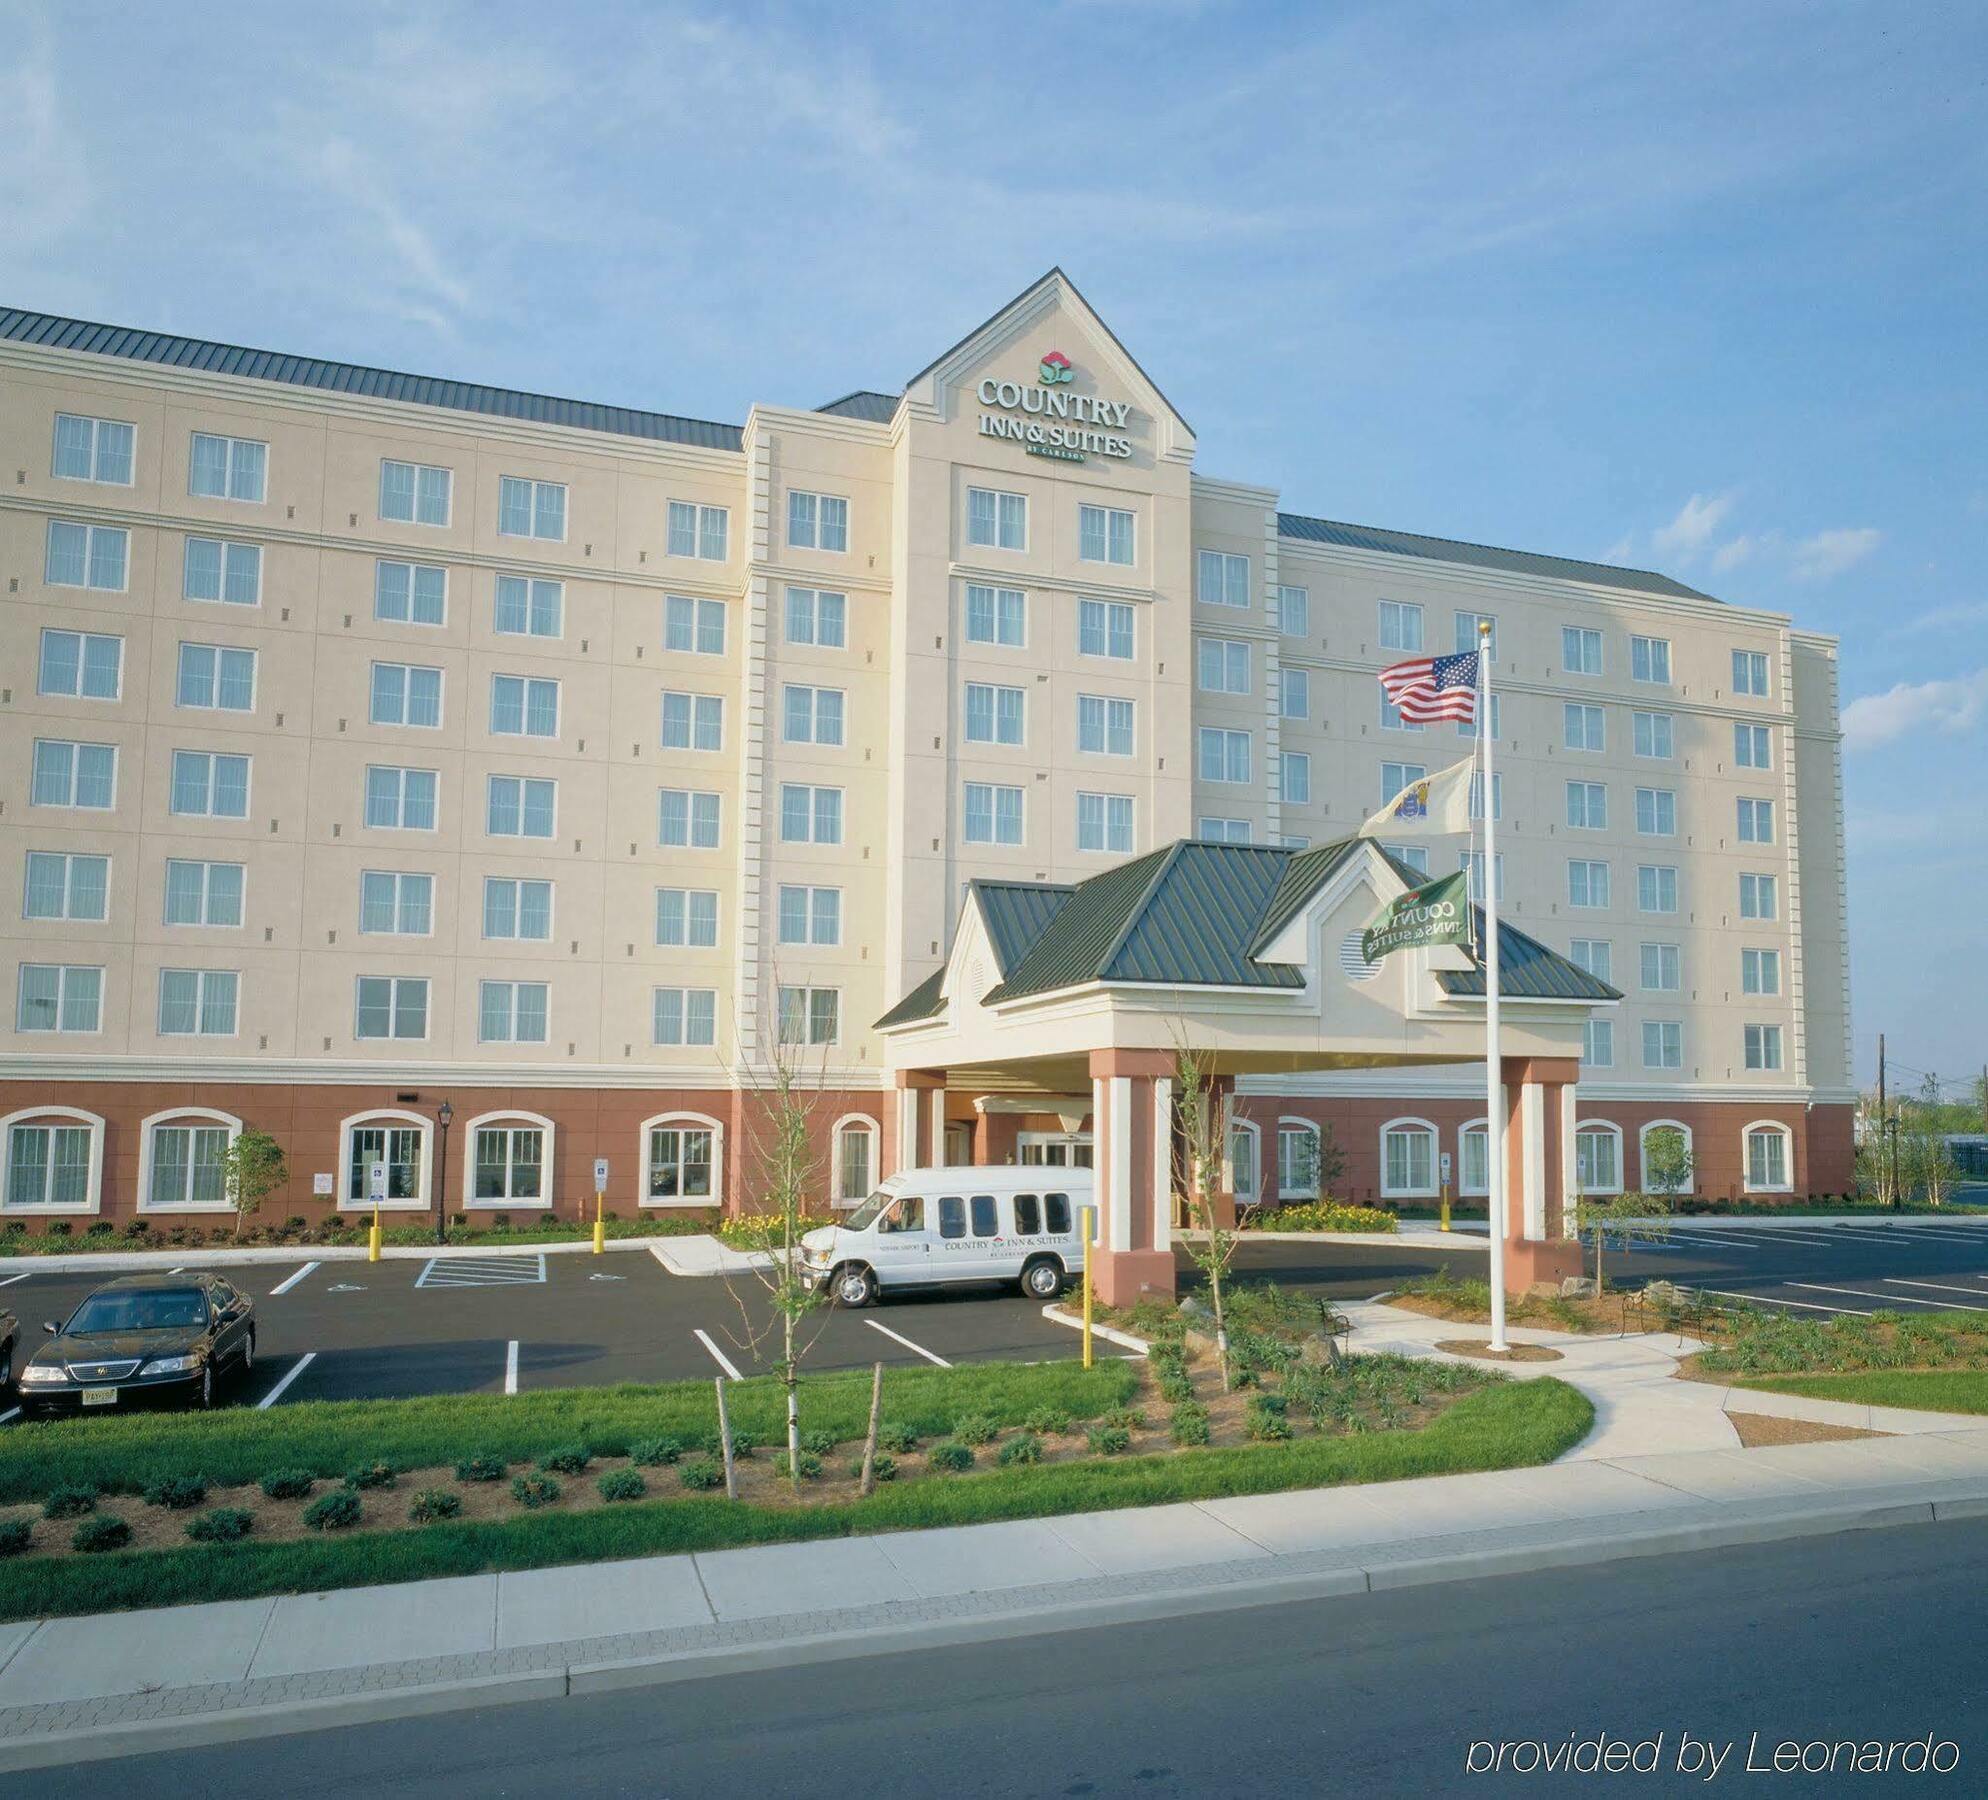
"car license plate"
80,1388,118,1407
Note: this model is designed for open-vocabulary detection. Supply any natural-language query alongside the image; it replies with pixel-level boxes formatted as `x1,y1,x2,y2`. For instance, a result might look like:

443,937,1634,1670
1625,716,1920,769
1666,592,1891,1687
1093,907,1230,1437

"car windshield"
840,1191,894,1231
65,1290,209,1333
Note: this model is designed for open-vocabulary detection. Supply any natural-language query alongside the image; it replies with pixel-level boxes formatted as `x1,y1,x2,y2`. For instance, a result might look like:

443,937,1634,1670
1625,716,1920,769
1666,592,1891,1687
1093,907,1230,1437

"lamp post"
1885,1113,1901,1212
435,1099,455,1244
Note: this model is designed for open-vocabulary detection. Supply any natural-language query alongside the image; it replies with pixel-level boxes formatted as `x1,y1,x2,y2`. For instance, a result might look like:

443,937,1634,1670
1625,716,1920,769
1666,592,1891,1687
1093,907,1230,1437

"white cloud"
1790,526,1881,582
1650,492,1736,561
1842,668,1988,750
1899,600,1988,634
1710,534,1762,573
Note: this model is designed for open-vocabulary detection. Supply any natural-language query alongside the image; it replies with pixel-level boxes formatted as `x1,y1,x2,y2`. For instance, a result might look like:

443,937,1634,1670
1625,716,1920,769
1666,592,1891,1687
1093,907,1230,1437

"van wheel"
1020,1257,1065,1301
832,1264,877,1309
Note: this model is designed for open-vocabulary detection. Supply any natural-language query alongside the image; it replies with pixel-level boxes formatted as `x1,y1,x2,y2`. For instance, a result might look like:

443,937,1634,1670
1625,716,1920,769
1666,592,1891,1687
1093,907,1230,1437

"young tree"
1900,1113,1960,1208
221,1128,287,1241
1573,1189,1673,1294
1641,1126,1694,1201
1172,1031,1241,1391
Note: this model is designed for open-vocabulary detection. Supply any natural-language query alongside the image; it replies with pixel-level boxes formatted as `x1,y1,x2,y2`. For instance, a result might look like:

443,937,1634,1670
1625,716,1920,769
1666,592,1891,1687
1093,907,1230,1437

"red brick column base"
1091,1248,1176,1308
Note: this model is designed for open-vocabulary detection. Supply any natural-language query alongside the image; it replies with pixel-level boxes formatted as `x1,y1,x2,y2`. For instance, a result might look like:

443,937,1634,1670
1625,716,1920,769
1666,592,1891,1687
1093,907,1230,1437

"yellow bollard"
368,1203,382,1262
1440,1181,1451,1233
593,1189,606,1255
1080,1203,1097,1370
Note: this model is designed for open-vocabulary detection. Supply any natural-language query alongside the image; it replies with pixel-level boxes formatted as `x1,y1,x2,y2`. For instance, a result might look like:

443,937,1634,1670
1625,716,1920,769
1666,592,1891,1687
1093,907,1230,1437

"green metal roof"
815,390,900,423
970,881,1074,974
1437,917,1622,1003
1087,841,1303,991
873,966,948,1030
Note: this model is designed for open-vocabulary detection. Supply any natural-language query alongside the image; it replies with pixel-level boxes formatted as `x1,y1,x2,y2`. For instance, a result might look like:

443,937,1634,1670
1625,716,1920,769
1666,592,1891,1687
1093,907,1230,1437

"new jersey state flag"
1357,753,1474,839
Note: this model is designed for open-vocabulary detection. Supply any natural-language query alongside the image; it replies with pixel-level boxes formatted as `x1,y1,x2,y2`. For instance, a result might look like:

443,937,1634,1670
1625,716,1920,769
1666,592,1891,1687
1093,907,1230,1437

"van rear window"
1014,1194,1041,1235
970,1194,997,1236
938,1196,966,1238
1045,1192,1071,1234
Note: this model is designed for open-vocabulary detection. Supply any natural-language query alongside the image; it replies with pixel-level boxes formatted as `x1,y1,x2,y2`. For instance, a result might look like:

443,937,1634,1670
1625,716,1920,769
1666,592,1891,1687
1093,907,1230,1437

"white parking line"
0,1272,29,1289
255,1351,316,1409
505,1339,520,1395
1786,1282,1962,1310
268,1261,319,1297
1702,1289,1872,1315
1665,1232,1769,1251
1879,1279,1988,1310
694,1328,743,1380
865,1318,953,1367
1825,1227,1920,1243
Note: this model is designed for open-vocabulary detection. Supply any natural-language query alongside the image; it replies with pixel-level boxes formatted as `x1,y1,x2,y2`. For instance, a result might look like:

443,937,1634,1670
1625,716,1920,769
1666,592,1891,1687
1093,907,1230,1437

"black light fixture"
435,1099,456,1243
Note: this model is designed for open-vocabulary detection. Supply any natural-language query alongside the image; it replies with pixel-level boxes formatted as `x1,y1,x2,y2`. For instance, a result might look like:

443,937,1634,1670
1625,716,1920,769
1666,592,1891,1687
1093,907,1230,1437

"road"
46,1516,1988,1796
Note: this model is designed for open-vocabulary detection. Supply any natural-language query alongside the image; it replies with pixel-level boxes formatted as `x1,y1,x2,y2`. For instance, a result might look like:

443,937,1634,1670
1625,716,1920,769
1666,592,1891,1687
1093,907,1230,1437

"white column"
927,1088,947,1165
1151,1076,1174,1251
1107,1076,1133,1252
1520,1082,1547,1239
896,1088,920,1172
1560,1084,1580,1239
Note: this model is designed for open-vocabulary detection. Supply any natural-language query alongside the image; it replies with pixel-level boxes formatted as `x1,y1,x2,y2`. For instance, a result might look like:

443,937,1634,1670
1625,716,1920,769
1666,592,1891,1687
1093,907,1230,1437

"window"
158,968,238,1036
1562,626,1603,675
1388,843,1429,876
663,594,726,655
190,433,265,502
1077,694,1133,756
1637,865,1680,914
344,1117,426,1205
481,877,552,941
1381,1121,1436,1196
479,982,548,1044
145,1117,231,1209
966,486,1027,551
1564,703,1605,752
1566,781,1607,830
1200,817,1251,843
375,559,446,625
777,986,840,1046
1576,1124,1622,1194
1458,1123,1490,1195
38,629,122,699
497,575,564,638
1277,586,1310,637
367,765,439,831
1198,728,1250,784
777,885,840,946
497,475,565,540
963,683,1024,747
472,1124,545,1201
1569,938,1612,984
1642,1020,1683,1070
654,888,719,948
379,459,451,526
786,587,847,647
164,860,243,927
1227,1123,1258,1203
1079,598,1135,659
1455,611,1497,657
371,662,442,728
1380,762,1427,807
1461,850,1504,902
667,500,728,560
964,583,1026,646
1282,752,1311,806
185,537,262,605
658,788,721,849
1568,860,1610,909
1469,772,1502,821
1196,549,1248,605
44,520,127,591
4,1116,96,1208
1745,1125,1791,1191
834,1120,875,1205
1076,791,1135,853
1735,723,1772,769
23,852,108,922
1278,1124,1321,1199
1635,788,1677,836
652,988,717,1047
646,1119,716,1201
1639,942,1681,992
1379,600,1423,652
783,683,846,746
660,690,724,751
1633,711,1674,759
1744,1024,1784,1072
1737,797,1775,844
779,784,843,844
1733,650,1771,697
53,413,133,485
1083,506,1136,566
1742,948,1781,996
1631,636,1672,684
1582,1018,1614,1068
176,643,256,713
1740,872,1779,920
786,490,848,551
1279,668,1310,719
1197,637,1250,694
355,976,428,1040
170,750,249,819
17,965,102,1033
963,782,1024,846
490,675,558,738
485,774,555,838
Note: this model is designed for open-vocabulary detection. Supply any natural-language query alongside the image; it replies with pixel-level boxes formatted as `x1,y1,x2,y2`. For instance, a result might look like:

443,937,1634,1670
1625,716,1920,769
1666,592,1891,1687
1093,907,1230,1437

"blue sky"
5,0,1982,1093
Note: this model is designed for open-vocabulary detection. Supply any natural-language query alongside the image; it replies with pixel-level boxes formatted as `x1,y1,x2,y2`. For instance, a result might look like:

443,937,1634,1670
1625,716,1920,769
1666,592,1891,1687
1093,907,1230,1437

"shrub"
45,1220,72,1238
1102,1405,1146,1432
259,1468,316,1501
850,1452,897,1483
629,1436,683,1468
409,1489,462,1523
43,1485,98,1521
927,1441,974,1473
303,1489,363,1531
510,1473,561,1509
345,1460,397,1491
123,1219,151,1238
800,1428,837,1457
0,1519,32,1557
877,1423,918,1455
789,1452,823,1482
677,1457,724,1492
1087,1425,1132,1456
186,1507,253,1543
538,1444,592,1475
1021,1408,1071,1436
996,1432,1043,1466
701,1429,755,1460
597,1468,647,1503
1242,1200,1396,1234
1156,1369,1195,1404
454,1452,508,1483
1244,1396,1293,1442
1169,1402,1211,1446
951,1413,998,1447
143,1475,209,1511
85,1220,115,1237
72,1515,131,1553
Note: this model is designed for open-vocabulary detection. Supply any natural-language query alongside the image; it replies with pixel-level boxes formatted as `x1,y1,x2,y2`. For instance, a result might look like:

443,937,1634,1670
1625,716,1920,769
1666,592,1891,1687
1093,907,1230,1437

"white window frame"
1227,1118,1260,1204
1276,1119,1322,1200
654,887,720,949
1075,791,1134,854
1734,723,1773,770
1564,703,1605,752
189,432,267,503
785,587,848,649
1197,636,1250,695
1642,1019,1684,1071
964,583,1027,648
1743,1121,1794,1194
163,858,246,928
497,574,565,640
137,1107,241,1214
379,458,452,527
1379,1117,1438,1199
1378,600,1423,652
22,850,109,923
1200,817,1251,844
1566,780,1607,831
1630,635,1672,685
185,537,263,607
832,1114,879,1208
175,642,257,714
480,876,553,942
651,986,718,1048
1637,864,1680,915
354,974,430,1042
1632,711,1674,760
1741,947,1781,997
489,673,559,740
338,1109,432,1212
786,489,850,553
1076,693,1134,756
1740,872,1779,921
1078,598,1135,660
16,963,104,1034
1635,787,1677,837
1,1106,105,1214
783,683,847,746
1575,1121,1624,1196
52,413,134,486
156,968,240,1038
776,985,841,1046
484,773,556,840
1744,1023,1785,1072
1562,625,1604,676
463,1111,555,1208
667,500,728,561
370,661,444,729
1195,548,1248,606
1458,1119,1491,1197
38,628,124,701
1637,1120,1696,1195
966,486,1027,552
374,558,447,627
662,594,726,656
366,765,439,832
1582,1018,1615,1069
170,749,251,820
1197,727,1251,784
640,1110,723,1208
776,883,841,947
1454,611,1497,657
963,782,1024,846
1083,505,1137,567
1639,941,1682,993
778,783,843,846
1277,586,1310,637
498,475,567,542
658,787,722,850
1281,751,1311,806
44,520,128,592
1567,860,1610,910
1737,797,1775,844
660,690,724,752
1733,649,1771,698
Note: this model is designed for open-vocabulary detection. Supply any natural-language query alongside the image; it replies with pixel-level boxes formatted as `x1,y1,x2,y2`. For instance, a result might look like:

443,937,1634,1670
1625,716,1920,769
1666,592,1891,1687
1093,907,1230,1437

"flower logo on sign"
1038,350,1074,385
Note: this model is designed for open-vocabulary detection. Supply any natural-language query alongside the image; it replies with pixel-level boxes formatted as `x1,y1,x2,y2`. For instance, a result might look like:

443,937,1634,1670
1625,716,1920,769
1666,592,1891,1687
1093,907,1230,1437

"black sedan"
17,1273,256,1418
0,1304,16,1396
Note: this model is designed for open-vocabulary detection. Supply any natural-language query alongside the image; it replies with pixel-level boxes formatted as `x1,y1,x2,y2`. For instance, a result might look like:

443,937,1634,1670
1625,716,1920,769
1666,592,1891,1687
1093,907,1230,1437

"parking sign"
368,1160,387,1203
1439,1151,1453,1182
593,1157,610,1193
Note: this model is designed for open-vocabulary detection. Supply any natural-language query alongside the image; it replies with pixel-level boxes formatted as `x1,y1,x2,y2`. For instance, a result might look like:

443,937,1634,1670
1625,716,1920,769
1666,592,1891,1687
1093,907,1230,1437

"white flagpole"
1478,622,1508,1353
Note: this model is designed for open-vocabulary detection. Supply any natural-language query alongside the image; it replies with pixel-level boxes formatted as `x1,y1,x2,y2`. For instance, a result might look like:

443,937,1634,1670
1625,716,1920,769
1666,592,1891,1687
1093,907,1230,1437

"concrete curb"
1041,1303,1150,1354
1612,1212,1988,1232
1716,1383,1988,1435
0,1238,660,1276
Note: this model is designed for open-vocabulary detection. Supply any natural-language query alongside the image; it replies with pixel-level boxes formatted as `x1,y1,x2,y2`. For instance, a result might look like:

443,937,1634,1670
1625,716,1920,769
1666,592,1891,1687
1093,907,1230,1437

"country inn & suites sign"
976,350,1135,461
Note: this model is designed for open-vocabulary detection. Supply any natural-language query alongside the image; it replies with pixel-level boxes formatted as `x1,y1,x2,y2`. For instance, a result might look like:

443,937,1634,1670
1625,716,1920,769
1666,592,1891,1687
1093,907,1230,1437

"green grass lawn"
1733,1370,1988,1415
0,1377,1591,1622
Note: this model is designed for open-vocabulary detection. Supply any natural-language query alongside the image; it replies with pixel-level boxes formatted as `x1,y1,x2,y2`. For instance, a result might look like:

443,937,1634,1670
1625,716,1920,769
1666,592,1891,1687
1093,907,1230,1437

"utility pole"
1877,1033,1888,1204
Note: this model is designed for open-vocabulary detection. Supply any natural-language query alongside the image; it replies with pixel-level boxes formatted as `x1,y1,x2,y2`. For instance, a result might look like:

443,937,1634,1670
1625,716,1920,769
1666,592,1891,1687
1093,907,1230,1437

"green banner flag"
1360,871,1472,964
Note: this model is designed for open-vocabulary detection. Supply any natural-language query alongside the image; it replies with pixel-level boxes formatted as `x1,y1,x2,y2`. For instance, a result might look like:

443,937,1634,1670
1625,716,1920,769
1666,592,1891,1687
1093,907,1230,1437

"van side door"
869,1194,930,1290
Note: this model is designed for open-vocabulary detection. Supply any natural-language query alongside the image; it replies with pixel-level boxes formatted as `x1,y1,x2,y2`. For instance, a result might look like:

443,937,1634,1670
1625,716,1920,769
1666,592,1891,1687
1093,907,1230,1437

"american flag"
1379,650,1479,724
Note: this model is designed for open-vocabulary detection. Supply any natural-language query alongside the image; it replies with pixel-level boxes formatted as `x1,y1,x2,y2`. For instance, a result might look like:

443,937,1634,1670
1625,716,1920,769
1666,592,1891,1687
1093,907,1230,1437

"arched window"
1638,1120,1695,1196
1575,1120,1624,1195
641,1111,722,1207
1380,1117,1438,1198
139,1107,241,1212
463,1110,555,1208
1744,1121,1794,1194
1458,1119,1491,1196
1,1106,104,1213
1276,1119,1321,1199
831,1114,878,1208
338,1110,432,1210
1227,1118,1261,1203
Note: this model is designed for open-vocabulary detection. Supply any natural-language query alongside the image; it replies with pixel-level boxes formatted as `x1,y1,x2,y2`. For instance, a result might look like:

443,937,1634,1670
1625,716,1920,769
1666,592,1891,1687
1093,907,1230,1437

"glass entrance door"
1017,1131,1094,1169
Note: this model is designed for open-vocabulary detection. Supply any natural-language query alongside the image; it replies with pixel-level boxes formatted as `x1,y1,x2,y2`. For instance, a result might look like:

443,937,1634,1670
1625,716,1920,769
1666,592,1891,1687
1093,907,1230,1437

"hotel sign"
976,351,1134,462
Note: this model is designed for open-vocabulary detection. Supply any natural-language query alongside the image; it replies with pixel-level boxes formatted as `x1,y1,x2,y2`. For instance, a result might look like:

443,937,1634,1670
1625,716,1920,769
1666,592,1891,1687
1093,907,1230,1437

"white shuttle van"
799,1165,1091,1308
